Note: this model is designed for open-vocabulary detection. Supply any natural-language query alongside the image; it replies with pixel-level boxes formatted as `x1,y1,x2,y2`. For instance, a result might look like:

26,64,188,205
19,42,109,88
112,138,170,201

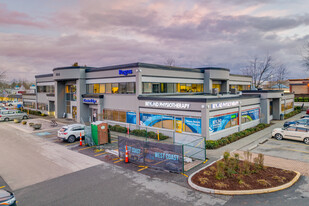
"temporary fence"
118,136,184,173
98,120,207,171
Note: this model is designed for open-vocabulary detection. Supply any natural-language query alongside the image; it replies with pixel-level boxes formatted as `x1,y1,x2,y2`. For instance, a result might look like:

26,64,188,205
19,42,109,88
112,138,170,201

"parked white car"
272,125,309,144
0,110,28,121
57,124,85,143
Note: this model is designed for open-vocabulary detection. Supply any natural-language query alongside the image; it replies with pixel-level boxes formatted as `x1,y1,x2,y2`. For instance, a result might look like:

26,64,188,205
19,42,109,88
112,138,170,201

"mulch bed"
191,160,297,190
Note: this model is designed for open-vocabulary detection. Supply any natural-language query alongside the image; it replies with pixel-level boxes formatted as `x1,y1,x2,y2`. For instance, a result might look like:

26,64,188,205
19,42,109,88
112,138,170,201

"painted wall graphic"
241,108,260,122
140,113,201,134
184,117,202,134
209,113,239,133
126,112,136,124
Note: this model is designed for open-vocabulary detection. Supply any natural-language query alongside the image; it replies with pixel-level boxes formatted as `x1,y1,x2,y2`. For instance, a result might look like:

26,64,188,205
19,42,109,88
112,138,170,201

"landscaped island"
190,151,299,194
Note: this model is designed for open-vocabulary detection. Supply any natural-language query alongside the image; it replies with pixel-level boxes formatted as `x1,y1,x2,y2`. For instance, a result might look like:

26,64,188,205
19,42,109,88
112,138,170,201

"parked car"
272,125,309,144
6,101,22,107
306,109,309,115
0,189,16,206
283,118,309,127
0,110,28,121
0,106,8,111
301,115,309,119
57,124,85,143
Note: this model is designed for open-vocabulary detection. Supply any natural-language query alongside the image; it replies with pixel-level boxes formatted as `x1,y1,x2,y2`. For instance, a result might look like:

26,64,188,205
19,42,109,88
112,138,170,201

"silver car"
0,110,28,121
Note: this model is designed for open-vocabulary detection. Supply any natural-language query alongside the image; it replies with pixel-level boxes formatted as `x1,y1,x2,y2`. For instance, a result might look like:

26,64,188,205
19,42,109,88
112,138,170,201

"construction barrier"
118,136,184,173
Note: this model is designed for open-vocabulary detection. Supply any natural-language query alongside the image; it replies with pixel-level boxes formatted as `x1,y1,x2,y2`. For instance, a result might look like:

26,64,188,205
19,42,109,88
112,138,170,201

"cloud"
0,3,45,28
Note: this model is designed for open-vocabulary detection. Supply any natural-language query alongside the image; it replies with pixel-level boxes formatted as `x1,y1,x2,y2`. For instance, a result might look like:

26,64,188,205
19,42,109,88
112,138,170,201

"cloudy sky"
1,0,309,81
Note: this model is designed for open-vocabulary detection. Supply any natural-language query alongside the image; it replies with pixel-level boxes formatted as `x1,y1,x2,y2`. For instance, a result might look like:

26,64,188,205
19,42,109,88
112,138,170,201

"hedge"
284,106,301,119
205,123,270,149
109,124,169,140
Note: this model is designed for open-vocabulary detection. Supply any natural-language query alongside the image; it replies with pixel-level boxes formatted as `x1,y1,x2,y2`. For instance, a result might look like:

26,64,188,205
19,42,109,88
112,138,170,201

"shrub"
298,97,304,102
294,97,298,102
147,131,157,139
29,122,34,127
257,179,271,187
215,161,226,180
198,177,209,185
304,97,309,102
22,121,27,125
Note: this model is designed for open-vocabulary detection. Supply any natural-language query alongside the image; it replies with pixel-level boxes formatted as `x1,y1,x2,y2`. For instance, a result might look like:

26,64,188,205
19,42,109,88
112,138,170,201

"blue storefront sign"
119,69,133,76
209,113,239,133
241,108,259,121
126,112,136,124
83,98,97,104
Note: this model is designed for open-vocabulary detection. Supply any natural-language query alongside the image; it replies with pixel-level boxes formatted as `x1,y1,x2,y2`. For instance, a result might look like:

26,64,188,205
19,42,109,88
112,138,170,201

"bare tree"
302,41,309,70
242,55,275,89
164,57,176,67
0,70,6,88
274,64,288,89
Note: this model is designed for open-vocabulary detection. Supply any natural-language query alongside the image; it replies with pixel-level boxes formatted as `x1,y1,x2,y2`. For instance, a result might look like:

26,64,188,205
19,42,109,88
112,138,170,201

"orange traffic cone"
125,145,129,163
79,132,82,146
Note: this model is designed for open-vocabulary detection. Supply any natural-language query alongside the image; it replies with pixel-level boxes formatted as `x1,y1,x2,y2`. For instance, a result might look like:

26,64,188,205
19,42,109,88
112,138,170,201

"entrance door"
92,109,98,122
72,106,77,120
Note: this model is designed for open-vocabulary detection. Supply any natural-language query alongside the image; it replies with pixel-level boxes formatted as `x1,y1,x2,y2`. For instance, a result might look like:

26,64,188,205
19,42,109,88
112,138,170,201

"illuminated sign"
145,101,190,109
119,69,133,76
211,101,239,109
83,98,98,104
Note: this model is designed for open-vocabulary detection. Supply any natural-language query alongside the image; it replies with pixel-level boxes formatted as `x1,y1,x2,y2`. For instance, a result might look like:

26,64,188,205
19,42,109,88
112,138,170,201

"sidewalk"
206,111,306,159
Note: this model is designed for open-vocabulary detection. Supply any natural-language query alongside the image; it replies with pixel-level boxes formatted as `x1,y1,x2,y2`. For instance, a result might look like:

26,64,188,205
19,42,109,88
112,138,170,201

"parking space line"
114,159,123,163
203,159,209,164
0,186,5,189
112,157,120,160
283,148,309,154
111,140,118,143
78,146,96,151
181,173,188,178
94,152,107,157
65,142,79,146
137,166,148,172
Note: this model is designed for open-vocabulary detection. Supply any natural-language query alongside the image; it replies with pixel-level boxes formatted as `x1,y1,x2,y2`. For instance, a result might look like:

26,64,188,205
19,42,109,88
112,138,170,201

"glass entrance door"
72,106,77,120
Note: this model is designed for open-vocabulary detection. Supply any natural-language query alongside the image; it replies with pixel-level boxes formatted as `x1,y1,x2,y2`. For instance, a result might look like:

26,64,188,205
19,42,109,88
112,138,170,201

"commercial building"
24,62,294,141
289,78,309,97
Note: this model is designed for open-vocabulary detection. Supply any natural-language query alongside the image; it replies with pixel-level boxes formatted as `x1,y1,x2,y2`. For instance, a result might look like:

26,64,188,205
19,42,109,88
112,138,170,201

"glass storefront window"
212,84,221,92
118,111,126,122
186,84,192,92
180,84,186,92
87,84,94,93
143,83,152,93
119,83,127,94
152,83,160,93
197,84,203,92
106,83,112,94
160,83,167,93
127,82,135,94
167,83,174,93
99,84,105,93
93,84,100,93
112,110,119,121
112,83,119,94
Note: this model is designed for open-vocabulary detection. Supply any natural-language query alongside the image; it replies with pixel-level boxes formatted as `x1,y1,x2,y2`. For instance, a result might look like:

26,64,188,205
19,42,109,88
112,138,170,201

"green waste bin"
91,123,99,145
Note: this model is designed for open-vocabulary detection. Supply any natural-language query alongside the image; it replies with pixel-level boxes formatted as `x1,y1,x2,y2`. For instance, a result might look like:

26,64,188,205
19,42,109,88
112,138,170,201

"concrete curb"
188,162,301,195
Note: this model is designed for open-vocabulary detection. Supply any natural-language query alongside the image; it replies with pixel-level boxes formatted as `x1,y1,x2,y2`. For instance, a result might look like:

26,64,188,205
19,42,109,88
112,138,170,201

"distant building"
288,78,309,97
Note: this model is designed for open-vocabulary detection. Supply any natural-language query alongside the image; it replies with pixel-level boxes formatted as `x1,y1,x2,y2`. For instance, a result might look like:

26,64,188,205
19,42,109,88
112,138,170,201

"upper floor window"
143,83,203,94
37,85,55,93
87,82,135,94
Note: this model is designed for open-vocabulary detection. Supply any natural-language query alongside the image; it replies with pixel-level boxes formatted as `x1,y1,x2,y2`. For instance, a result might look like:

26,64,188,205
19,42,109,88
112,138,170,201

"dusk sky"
1,0,309,81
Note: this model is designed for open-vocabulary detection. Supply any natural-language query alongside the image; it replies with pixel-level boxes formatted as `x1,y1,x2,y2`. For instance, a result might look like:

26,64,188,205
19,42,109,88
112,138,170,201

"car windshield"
0,189,11,199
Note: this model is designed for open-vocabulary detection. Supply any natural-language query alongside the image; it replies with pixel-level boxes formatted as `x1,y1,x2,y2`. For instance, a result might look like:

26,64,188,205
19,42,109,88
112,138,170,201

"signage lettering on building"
83,98,98,104
211,101,239,109
145,101,190,109
119,69,133,76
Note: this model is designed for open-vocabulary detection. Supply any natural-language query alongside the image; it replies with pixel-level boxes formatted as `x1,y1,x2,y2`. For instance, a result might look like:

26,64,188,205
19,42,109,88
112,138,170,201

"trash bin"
280,114,284,120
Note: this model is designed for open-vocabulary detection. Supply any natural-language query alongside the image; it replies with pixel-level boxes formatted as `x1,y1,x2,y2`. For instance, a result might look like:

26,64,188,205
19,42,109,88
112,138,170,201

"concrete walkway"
206,111,305,159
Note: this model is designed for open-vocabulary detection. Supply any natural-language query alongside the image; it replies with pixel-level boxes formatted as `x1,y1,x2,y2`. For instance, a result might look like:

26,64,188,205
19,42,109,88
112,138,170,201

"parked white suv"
57,124,85,143
272,125,309,144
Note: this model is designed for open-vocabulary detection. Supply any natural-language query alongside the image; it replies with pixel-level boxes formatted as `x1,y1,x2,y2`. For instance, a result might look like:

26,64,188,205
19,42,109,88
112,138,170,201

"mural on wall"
209,113,239,133
126,112,136,124
241,108,260,122
140,113,201,134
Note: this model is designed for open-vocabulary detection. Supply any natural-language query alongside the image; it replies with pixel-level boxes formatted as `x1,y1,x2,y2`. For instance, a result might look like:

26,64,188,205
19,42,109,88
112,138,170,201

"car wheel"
304,137,309,145
67,135,76,143
275,133,283,140
23,115,28,119
4,118,9,122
